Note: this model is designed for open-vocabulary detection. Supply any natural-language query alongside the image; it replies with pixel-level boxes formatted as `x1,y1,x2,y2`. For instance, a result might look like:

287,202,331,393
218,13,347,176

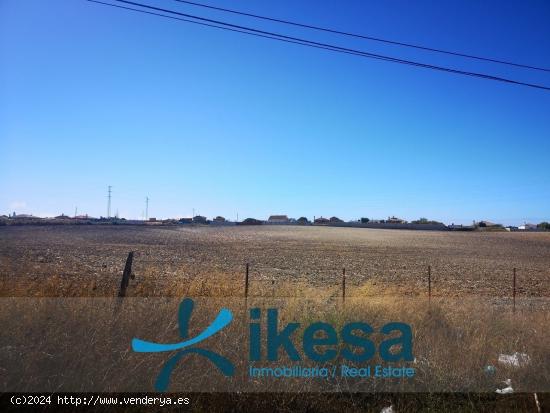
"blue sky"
1,0,549,224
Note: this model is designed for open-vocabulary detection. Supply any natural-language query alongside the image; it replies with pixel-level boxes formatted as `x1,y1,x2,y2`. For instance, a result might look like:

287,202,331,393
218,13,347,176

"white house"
518,223,537,230
267,215,289,224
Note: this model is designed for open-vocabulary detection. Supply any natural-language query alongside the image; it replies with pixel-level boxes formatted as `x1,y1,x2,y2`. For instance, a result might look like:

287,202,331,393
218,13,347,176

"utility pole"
107,185,112,218
74,206,77,218
192,208,195,218
145,196,149,221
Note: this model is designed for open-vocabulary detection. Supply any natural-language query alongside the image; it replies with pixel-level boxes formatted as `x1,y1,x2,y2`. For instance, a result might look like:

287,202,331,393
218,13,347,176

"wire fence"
118,252,550,306
3,249,548,305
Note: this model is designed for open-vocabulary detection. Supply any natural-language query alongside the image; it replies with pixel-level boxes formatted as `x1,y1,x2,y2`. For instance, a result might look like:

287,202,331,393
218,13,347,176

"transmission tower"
107,185,112,218
145,196,149,221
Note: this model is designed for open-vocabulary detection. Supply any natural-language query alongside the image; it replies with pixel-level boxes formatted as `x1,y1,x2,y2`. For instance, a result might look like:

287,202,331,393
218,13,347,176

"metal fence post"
513,267,516,313
428,265,432,302
245,262,249,299
342,267,346,303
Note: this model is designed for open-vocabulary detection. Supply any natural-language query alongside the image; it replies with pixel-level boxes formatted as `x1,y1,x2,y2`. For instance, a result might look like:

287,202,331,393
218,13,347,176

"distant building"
148,217,157,222
13,214,36,219
268,215,289,224
448,223,474,231
314,217,330,225
179,217,192,224
211,216,233,226
387,216,407,224
518,223,537,230
329,216,343,223
193,215,207,224
477,220,499,227
162,219,178,225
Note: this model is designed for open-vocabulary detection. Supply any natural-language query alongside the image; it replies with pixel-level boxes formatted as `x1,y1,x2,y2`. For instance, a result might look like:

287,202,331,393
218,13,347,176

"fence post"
534,393,541,413
342,267,346,303
245,262,249,299
428,265,432,302
118,251,134,298
513,267,516,313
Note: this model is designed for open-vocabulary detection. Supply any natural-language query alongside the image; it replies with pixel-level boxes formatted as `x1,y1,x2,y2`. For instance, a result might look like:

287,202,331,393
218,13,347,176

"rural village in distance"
3,209,549,232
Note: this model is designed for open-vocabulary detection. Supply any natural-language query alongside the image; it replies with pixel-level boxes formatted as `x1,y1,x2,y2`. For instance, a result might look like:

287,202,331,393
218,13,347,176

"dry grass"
2,286,549,392
1,225,549,411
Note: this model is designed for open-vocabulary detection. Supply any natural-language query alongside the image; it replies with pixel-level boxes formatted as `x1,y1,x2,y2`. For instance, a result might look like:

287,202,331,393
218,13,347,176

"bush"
412,218,444,225
240,218,263,225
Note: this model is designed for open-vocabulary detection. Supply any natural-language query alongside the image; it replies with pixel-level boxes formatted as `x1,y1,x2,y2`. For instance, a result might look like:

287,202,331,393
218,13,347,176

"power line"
170,0,550,73
87,0,332,51
107,0,550,91
86,0,550,91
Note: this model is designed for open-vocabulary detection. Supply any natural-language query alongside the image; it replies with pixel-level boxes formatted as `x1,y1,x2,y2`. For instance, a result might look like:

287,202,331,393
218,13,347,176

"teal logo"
132,298,234,391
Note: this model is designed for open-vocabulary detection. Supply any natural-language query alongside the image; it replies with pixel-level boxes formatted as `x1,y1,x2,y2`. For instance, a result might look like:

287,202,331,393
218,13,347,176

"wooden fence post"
118,251,134,298
513,267,516,313
342,267,346,303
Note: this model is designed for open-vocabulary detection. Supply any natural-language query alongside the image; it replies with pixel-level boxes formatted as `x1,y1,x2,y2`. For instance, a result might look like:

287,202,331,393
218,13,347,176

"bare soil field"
1,225,549,298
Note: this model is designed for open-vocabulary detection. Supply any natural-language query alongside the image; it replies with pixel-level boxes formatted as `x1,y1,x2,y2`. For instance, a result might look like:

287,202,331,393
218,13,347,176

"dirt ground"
1,225,549,297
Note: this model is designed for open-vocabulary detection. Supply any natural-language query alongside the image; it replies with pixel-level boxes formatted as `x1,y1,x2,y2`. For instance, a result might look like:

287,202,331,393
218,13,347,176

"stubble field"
1,225,549,298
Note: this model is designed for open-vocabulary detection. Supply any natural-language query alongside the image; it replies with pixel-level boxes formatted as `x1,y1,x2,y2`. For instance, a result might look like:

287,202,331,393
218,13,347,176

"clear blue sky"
1,0,549,224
